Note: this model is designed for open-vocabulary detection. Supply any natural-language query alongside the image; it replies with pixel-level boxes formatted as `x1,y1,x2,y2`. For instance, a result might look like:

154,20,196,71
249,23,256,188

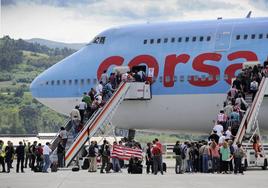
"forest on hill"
0,36,75,134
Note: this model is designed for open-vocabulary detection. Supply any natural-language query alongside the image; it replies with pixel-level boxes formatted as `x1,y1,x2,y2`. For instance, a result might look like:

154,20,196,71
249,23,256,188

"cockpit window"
91,36,106,44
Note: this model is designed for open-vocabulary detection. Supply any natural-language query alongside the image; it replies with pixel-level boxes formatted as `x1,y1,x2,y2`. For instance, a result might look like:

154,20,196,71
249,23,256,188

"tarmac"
1,167,268,188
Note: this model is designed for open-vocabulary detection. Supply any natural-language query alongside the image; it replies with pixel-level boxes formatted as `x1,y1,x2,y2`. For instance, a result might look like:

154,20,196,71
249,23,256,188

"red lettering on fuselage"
163,54,190,87
189,53,221,87
98,51,258,87
224,51,258,85
97,56,124,80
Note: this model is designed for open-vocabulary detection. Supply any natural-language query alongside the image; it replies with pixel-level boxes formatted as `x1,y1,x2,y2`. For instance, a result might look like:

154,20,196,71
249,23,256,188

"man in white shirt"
70,106,81,138
42,142,52,173
225,126,233,140
213,122,223,137
250,79,259,102
96,81,103,95
78,99,87,123
218,134,226,147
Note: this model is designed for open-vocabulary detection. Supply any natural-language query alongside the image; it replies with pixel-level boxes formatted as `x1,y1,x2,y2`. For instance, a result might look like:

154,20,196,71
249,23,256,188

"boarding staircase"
233,77,268,169
55,82,152,166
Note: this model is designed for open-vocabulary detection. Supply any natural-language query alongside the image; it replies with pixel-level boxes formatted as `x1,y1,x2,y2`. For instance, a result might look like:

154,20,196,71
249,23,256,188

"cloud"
248,0,268,11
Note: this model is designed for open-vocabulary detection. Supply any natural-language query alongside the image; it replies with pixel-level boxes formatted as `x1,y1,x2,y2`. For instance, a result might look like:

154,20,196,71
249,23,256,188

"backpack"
250,81,258,91
234,148,244,158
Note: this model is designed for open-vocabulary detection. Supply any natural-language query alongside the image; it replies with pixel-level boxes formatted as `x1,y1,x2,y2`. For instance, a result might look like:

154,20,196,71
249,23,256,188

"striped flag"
111,145,143,160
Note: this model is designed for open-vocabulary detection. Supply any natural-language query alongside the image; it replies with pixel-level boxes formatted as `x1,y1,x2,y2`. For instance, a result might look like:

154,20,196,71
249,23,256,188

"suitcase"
131,164,143,174
33,165,42,173
82,158,89,170
51,162,58,172
105,162,113,172
162,162,167,172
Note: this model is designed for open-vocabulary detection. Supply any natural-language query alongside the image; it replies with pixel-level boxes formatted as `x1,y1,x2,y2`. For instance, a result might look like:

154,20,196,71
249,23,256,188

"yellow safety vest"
0,145,6,157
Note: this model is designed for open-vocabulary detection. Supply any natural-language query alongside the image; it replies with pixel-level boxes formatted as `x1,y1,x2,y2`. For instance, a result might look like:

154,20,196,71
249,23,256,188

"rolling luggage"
162,162,167,172
72,166,80,172
82,158,89,170
51,162,58,172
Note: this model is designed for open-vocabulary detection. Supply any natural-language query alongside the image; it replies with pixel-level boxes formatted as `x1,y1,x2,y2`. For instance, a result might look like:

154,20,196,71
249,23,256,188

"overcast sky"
1,0,268,43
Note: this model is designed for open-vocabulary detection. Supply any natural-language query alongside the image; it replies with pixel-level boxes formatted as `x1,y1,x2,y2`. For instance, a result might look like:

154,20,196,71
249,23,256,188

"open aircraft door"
214,23,233,51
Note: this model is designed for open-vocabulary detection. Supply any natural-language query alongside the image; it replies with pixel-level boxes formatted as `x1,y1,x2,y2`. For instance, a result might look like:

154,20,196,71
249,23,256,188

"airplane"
30,16,268,134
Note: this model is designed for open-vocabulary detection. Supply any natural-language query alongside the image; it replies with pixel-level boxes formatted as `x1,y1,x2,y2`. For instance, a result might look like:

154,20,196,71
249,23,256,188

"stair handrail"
65,82,129,166
234,77,267,144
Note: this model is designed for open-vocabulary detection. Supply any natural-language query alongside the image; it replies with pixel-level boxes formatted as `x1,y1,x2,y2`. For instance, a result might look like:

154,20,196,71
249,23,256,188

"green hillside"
0,36,75,134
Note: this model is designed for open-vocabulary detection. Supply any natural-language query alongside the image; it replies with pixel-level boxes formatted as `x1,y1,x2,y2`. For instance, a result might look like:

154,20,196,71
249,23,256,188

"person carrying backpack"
233,143,245,175
250,78,259,102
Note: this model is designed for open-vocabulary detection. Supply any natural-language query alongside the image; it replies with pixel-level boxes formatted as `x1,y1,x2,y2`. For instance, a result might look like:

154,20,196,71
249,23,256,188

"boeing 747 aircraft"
30,17,268,133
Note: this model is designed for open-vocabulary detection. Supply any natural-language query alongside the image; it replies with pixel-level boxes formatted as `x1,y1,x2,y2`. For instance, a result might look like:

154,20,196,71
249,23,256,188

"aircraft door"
214,23,234,51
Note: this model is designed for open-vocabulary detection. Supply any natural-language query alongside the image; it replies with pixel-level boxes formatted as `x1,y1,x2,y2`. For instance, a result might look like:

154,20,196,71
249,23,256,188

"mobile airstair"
234,77,268,170
57,82,151,166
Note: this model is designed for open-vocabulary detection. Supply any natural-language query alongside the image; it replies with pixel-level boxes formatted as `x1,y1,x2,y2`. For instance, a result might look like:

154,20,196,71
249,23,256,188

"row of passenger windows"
143,36,212,45
43,74,231,86
45,78,97,86
236,33,268,40
159,74,231,82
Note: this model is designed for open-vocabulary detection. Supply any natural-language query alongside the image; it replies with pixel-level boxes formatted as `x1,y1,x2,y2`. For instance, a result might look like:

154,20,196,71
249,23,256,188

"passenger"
225,126,233,140
232,77,242,91
201,141,210,173
252,134,263,158
29,141,37,170
0,140,6,172
220,141,231,174
213,121,224,137
173,141,182,174
191,142,199,172
233,143,245,175
82,92,92,116
24,142,31,168
95,81,103,95
111,142,121,173
59,127,68,148
210,140,220,173
88,88,96,102
145,142,153,174
224,101,233,119
121,72,128,82
127,72,135,82
57,140,65,168
133,70,142,82
228,85,238,99
217,110,228,131
151,140,163,175
138,69,146,82
118,141,124,168
100,140,110,173
250,78,259,102
208,129,220,144
109,72,117,89
88,141,98,172
36,143,43,168
180,141,187,172
235,94,248,111
115,71,122,86
70,105,81,138
42,142,52,173
228,140,235,172
103,80,115,101
78,99,87,123
100,70,109,85
218,133,226,147
5,141,14,173
186,143,193,173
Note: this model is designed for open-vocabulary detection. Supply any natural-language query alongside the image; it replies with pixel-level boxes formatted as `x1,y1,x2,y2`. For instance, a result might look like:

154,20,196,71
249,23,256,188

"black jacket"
16,145,25,159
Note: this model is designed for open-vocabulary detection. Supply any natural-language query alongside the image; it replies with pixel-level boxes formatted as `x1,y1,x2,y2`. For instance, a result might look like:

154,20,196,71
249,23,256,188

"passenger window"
244,35,248,40
208,75,213,81
46,81,49,85
174,76,177,82
180,75,184,82
251,34,255,39
207,36,211,41
165,76,170,82
200,36,204,41
194,75,198,81
192,36,196,42
171,38,175,43
57,80,60,85
259,34,263,39
266,34,268,39
159,76,163,83
87,79,90,84
178,37,182,42
236,35,240,40
100,37,105,44
187,75,192,81
185,37,189,42
150,39,154,44
93,79,97,84
80,79,84,85
74,79,78,85
51,80,54,85
144,40,147,44
157,38,161,43
164,38,168,43
62,80,66,85
216,75,220,81
69,80,72,85
201,75,206,81
224,74,229,80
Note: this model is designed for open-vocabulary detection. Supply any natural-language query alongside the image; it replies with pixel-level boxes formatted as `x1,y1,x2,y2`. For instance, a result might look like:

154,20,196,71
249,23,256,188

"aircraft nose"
30,74,41,99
